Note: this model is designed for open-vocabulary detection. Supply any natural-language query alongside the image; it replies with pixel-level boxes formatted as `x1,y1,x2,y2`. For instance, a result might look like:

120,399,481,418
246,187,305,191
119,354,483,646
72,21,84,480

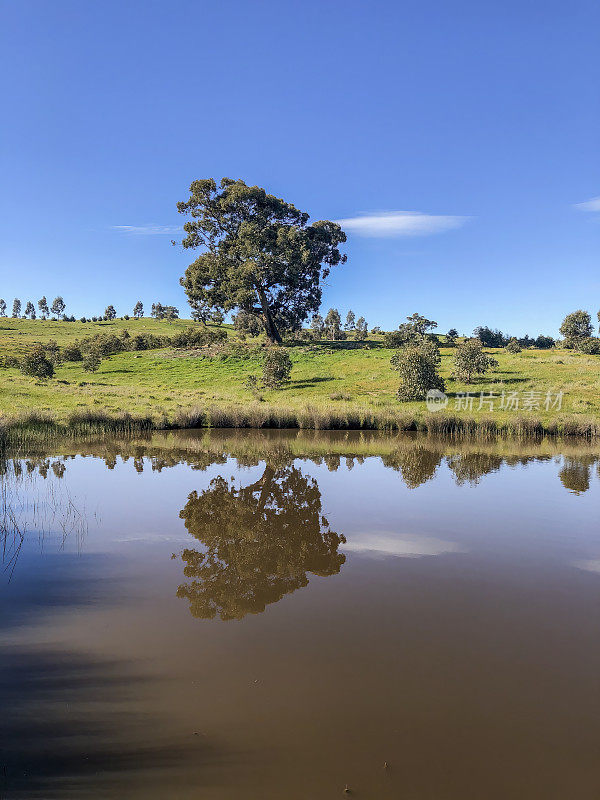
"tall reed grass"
1,403,598,451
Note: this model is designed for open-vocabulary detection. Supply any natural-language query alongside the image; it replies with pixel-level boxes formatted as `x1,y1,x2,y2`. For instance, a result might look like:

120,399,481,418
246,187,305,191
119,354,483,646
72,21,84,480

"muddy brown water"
1,430,599,798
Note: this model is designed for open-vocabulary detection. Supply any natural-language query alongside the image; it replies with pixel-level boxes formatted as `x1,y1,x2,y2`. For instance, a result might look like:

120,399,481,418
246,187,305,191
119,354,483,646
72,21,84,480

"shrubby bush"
82,349,102,373
63,343,83,361
505,337,521,353
44,340,62,365
233,310,262,337
170,327,227,348
453,339,498,383
0,354,20,369
262,347,292,388
243,374,263,400
384,330,408,348
391,339,444,401
81,334,125,357
577,337,600,355
130,333,168,350
20,346,55,380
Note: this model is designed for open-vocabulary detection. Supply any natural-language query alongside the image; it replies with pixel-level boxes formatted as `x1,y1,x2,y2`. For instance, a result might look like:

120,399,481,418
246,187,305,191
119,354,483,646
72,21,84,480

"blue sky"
1,0,598,336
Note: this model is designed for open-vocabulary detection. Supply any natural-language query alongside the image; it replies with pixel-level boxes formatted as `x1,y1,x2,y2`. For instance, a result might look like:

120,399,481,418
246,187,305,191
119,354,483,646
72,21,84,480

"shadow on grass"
444,378,528,396
285,376,336,390
286,339,384,351
488,376,528,385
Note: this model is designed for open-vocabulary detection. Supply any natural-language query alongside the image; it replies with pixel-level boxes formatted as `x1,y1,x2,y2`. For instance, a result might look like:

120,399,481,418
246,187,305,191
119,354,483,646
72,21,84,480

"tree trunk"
246,465,276,515
256,288,282,343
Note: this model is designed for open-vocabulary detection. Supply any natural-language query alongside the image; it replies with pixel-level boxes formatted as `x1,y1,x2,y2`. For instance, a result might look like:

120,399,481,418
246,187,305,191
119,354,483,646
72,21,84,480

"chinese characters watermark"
426,389,563,413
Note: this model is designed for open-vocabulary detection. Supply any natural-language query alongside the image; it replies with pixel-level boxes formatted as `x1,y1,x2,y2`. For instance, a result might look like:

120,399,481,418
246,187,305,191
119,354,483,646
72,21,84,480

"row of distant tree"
311,309,371,340
472,309,600,353
472,326,555,350
0,298,187,324
81,302,181,323
0,296,66,319
382,310,600,352
233,307,372,341
3,287,599,357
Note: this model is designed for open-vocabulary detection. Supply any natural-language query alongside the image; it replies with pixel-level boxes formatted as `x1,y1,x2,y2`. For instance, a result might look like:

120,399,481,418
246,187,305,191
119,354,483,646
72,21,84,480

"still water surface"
1,431,600,798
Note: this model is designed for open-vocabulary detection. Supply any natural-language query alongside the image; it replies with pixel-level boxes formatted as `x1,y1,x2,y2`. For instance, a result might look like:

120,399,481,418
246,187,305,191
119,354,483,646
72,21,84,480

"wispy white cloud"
342,532,466,558
111,224,180,235
574,196,600,212
336,211,469,238
573,559,600,574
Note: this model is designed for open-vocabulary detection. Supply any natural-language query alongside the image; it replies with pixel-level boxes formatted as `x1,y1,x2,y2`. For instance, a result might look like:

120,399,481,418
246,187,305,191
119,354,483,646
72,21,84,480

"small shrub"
131,334,149,351
244,374,264,400
20,346,55,380
63,343,83,361
391,340,444,401
453,339,498,383
170,327,226,349
578,337,600,355
44,339,62,365
505,337,521,353
81,333,124,357
233,310,262,337
82,349,102,373
384,330,409,348
262,347,292,389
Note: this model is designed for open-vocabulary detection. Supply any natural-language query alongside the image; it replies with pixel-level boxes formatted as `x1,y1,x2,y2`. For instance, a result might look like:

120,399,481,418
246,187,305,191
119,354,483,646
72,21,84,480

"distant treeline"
0,298,187,323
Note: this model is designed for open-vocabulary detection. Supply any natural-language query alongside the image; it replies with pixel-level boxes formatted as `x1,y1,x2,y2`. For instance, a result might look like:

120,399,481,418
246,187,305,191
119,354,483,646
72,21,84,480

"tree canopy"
177,178,347,343
560,310,593,343
50,296,65,317
151,302,179,321
38,296,49,318
385,312,438,347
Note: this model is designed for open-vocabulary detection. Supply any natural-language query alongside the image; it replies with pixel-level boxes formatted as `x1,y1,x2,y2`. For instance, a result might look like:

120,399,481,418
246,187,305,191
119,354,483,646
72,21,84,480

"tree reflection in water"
176,463,346,620
559,456,598,494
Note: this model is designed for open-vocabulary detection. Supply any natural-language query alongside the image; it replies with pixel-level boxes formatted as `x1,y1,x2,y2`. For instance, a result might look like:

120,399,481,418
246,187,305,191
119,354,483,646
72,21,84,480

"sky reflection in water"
1,432,599,799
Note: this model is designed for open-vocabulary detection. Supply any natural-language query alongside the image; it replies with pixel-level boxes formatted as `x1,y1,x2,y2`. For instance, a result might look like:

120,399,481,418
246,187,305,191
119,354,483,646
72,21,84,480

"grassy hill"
1,317,599,436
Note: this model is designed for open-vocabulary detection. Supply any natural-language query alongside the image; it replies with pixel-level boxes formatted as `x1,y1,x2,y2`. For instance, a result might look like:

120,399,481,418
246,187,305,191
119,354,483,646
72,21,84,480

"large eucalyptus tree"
176,178,347,343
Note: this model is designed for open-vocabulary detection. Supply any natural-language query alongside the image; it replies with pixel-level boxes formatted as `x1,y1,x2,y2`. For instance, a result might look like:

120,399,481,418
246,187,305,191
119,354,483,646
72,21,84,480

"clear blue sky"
1,0,598,336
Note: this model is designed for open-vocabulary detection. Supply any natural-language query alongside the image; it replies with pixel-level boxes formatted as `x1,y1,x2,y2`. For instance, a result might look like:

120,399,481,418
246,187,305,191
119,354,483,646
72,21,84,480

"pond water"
1,430,600,799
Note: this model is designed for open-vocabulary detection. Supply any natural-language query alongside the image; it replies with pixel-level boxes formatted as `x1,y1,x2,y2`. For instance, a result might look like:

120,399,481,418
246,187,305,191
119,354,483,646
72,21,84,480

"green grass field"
1,317,599,434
